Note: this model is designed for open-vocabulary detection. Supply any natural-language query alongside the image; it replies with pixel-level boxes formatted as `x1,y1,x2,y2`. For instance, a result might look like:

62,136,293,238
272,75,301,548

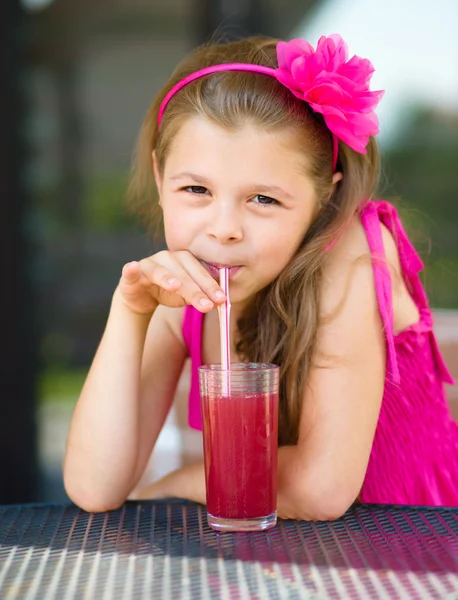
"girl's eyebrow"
170,172,294,200
251,184,294,201
170,172,209,184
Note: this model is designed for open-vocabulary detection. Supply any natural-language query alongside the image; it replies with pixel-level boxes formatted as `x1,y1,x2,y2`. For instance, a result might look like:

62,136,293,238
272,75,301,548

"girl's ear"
332,171,343,185
152,150,162,203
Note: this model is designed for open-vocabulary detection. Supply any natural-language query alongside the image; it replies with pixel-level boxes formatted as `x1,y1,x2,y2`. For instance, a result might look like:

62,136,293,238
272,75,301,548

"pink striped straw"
218,268,231,383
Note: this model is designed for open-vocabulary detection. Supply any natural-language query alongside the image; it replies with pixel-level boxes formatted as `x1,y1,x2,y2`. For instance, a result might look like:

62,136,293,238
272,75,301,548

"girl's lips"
202,261,242,280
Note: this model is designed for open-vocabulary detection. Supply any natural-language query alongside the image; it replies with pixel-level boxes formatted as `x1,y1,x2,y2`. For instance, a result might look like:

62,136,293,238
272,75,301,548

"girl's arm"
130,446,332,521
63,291,187,512
278,221,391,519
64,252,226,513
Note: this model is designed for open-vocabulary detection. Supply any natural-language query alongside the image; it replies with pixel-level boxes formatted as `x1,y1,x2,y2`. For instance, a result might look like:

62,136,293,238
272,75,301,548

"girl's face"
155,116,320,309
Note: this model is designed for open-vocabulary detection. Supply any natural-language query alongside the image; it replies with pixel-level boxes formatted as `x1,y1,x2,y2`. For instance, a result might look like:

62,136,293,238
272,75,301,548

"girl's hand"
117,250,226,316
130,461,206,505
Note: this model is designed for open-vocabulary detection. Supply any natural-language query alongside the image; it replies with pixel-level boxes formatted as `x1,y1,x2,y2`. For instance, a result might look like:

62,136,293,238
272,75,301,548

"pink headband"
157,34,384,172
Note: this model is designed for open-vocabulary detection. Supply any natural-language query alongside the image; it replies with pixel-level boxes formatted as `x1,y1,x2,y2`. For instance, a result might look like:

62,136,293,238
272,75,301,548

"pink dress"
182,200,458,506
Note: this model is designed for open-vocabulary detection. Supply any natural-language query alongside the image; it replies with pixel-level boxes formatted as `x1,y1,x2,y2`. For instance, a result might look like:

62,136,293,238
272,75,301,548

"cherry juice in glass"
199,363,279,532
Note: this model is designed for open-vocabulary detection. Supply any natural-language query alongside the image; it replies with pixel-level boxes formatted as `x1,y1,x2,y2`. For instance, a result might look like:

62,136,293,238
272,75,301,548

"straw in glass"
218,267,231,394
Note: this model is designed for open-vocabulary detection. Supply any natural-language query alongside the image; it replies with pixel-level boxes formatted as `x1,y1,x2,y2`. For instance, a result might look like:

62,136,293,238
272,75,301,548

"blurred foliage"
381,106,458,308
32,172,140,236
39,367,87,405
83,173,139,232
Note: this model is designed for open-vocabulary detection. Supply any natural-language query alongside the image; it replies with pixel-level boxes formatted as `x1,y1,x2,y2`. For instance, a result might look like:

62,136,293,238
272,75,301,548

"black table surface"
1,500,458,599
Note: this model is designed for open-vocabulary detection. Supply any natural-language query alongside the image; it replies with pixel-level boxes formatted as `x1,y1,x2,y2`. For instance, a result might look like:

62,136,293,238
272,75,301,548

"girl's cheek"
164,217,195,247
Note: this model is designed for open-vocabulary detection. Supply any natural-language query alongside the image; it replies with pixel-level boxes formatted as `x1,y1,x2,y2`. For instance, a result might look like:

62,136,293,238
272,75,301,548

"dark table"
1,500,458,599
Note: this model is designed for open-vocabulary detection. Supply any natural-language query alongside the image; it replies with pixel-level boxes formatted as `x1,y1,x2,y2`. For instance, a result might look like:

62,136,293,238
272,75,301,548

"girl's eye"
252,194,279,207
183,185,208,195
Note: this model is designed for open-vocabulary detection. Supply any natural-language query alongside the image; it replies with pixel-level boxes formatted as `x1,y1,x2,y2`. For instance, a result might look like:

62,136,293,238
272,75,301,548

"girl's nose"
206,203,243,244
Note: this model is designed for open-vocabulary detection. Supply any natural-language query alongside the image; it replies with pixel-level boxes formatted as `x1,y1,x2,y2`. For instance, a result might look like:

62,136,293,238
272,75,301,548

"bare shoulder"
320,212,420,337
323,214,402,278
320,214,403,318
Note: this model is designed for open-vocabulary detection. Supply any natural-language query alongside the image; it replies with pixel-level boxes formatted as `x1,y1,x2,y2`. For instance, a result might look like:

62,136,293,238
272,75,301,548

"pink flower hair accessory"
157,34,384,169
275,34,384,155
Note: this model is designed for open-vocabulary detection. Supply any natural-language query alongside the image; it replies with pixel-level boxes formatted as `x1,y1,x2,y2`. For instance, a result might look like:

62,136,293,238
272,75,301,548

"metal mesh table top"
1,501,458,599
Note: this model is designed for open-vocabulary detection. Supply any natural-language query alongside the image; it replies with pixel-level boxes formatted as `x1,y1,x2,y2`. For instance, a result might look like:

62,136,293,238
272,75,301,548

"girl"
63,34,458,520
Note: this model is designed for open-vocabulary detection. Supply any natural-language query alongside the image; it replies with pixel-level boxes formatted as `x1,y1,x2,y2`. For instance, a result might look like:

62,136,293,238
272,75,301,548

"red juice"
201,390,278,520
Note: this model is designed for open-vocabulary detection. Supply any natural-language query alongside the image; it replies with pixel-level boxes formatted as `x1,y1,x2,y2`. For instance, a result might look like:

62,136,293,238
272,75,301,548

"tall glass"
199,363,279,532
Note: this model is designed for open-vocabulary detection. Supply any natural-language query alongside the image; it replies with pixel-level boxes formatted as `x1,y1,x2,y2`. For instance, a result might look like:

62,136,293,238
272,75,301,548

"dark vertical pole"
0,0,38,503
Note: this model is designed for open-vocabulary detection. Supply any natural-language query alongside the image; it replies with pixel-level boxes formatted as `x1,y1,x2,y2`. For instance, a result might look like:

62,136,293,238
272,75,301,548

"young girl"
63,33,458,519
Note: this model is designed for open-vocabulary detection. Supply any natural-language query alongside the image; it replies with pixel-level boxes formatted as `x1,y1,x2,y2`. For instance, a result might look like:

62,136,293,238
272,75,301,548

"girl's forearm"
136,446,347,521
277,445,320,520
63,289,153,512
277,445,356,521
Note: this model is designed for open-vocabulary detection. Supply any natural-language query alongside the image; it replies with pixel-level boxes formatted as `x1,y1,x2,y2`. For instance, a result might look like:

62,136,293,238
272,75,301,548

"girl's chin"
224,287,258,311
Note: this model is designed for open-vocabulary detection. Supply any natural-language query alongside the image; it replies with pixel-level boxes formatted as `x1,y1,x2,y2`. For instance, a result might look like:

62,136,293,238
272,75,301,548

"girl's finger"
177,252,227,304
139,260,182,290
121,261,142,283
142,258,215,312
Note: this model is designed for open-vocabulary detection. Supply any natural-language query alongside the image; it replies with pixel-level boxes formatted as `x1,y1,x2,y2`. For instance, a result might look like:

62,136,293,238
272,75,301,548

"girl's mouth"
201,261,242,280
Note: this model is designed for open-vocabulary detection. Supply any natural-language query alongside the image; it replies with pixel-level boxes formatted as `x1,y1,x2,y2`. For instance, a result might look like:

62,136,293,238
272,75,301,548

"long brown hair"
128,36,380,446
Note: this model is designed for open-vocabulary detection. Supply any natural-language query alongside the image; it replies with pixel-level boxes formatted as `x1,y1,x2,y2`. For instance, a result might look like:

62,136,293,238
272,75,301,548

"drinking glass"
199,363,279,532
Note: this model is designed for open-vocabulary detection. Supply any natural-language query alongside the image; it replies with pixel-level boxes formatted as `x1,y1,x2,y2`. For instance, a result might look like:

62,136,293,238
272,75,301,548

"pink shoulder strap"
182,306,204,430
360,201,401,385
367,200,454,385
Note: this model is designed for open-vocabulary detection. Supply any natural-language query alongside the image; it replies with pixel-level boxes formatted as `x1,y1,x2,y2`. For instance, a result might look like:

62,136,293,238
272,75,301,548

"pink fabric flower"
275,34,384,154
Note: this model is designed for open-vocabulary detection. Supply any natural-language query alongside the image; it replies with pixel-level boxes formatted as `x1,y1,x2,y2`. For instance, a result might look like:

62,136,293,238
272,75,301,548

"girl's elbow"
307,494,353,521
285,477,358,521
67,489,124,514
64,474,126,514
